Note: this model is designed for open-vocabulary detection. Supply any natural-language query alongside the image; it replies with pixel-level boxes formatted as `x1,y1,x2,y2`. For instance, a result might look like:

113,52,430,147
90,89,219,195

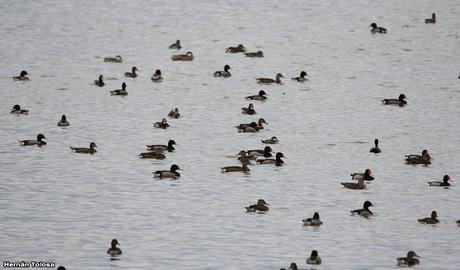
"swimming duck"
139,151,166,159
261,136,279,144
302,212,323,226
57,267,67,270
287,262,298,270
341,179,366,189
171,51,193,61
146,140,176,152
153,164,181,179
168,108,180,119
428,175,451,186
110,82,128,96
418,211,439,224
221,161,250,173
256,152,286,166
425,13,436,24
237,151,255,164
351,201,374,217
244,51,264,57
151,69,163,82
405,149,431,165
291,71,308,82
237,118,268,131
94,75,104,87
70,142,97,154
57,115,69,126
13,70,29,81
124,66,138,78
351,169,374,181
370,22,387,33
245,90,267,101
306,250,322,265
370,138,381,153
247,146,273,157
241,103,256,115
10,104,28,115
107,239,122,256
237,122,260,133
103,55,123,63
214,65,231,78
256,73,284,84
245,199,269,212
154,118,169,129
169,40,182,49
19,134,47,146
382,94,407,106
397,251,420,267
226,44,245,53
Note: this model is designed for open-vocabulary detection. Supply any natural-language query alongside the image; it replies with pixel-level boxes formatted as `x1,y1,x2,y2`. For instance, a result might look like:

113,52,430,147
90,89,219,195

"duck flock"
4,5,460,269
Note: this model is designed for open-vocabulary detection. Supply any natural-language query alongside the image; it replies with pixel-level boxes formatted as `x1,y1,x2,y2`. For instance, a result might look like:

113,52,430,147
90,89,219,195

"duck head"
275,152,286,160
20,70,28,77
122,82,127,90
61,115,67,121
186,51,193,56
432,13,436,20
258,90,267,96
374,138,379,147
248,103,254,109
224,65,231,71
264,146,272,153
365,169,373,177
37,134,46,141
443,175,451,183
237,44,245,49
407,251,419,258
258,118,268,125
422,149,430,157
276,73,284,79
257,199,269,206
310,250,319,258
313,212,320,219
98,75,104,81
155,69,162,75
111,239,120,248
300,71,307,77
161,118,168,124
90,142,97,149
132,66,138,73
431,211,437,218
289,263,298,270
399,94,406,101
12,104,21,110
370,22,377,28
168,140,176,147
170,164,181,172
363,200,373,209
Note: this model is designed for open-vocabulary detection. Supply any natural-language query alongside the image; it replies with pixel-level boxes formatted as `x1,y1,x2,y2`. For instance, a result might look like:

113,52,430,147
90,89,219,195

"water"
1,0,460,269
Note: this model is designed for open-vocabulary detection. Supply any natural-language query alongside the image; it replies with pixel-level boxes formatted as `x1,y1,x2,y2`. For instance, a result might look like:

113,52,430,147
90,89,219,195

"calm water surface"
1,0,460,269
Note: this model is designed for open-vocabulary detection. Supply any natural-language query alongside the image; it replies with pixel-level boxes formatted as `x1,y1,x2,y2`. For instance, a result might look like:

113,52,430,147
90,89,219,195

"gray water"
1,0,460,269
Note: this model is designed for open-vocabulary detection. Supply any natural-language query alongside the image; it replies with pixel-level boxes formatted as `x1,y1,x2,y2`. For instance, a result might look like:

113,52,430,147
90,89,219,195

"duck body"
292,71,308,82
370,23,387,33
171,51,193,61
261,136,278,144
154,118,169,129
382,94,407,106
247,146,272,157
237,118,267,131
19,134,47,146
146,140,176,152
124,66,138,78
226,44,245,53
94,75,104,87
397,251,420,267
107,239,122,256
151,69,163,82
256,152,285,166
70,142,97,154
341,179,366,189
13,70,29,81
214,65,231,78
405,150,431,165
351,169,374,181
10,104,28,115
104,55,123,63
425,13,436,24
241,103,256,115
307,250,321,265
370,138,381,153
428,175,451,186
221,163,250,173
245,199,269,212
418,211,439,224
244,51,263,57
110,82,128,96
256,73,284,84
153,164,181,179
168,108,180,118
57,115,70,126
139,152,166,159
169,40,182,49
246,90,267,101
351,201,374,217
302,212,322,226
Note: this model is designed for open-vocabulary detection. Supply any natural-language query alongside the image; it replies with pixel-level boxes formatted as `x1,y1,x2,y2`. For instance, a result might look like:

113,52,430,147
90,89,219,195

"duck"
418,211,439,224
154,118,169,129
107,239,122,256
247,146,273,157
370,138,381,153
110,82,128,96
351,169,374,181
397,251,420,267
57,115,70,126
256,152,286,166
370,22,387,33
57,267,67,270
256,73,284,84
428,175,451,186
168,108,180,119
169,39,182,49
70,142,97,154
245,90,267,101
221,161,250,173
244,51,263,57
103,55,123,63
171,51,193,61
261,136,279,144
214,65,231,78
19,134,47,146
153,164,181,179
94,75,104,87
237,151,255,164
139,151,166,159
382,94,407,106
351,201,374,217
241,103,256,115
10,104,28,115
245,199,269,212
425,13,436,24
306,250,322,265
226,44,245,53
151,69,163,82
124,66,138,78
341,179,366,189
291,71,308,82
237,122,260,133
13,70,29,81
237,118,268,131
287,262,298,270
302,212,323,226
146,140,176,152
405,149,431,165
